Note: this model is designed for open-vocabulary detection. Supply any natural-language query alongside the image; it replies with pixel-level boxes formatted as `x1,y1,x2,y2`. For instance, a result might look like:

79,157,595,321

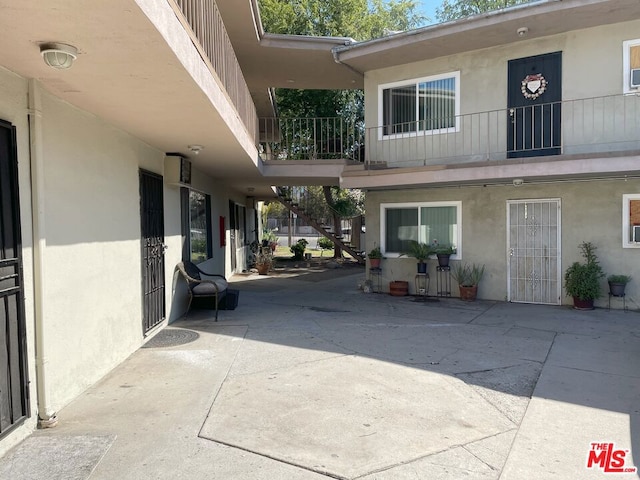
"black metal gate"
0,119,30,438
507,52,562,158
139,170,166,334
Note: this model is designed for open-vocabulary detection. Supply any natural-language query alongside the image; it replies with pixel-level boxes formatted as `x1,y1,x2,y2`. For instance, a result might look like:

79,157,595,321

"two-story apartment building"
334,0,640,305
0,0,638,458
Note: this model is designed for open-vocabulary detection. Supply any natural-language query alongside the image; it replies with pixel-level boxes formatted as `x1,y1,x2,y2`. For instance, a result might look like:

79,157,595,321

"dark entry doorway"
139,170,166,334
507,52,562,158
0,119,30,437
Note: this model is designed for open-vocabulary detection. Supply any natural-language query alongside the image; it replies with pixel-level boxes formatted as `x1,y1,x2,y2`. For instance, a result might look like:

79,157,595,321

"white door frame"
507,198,562,305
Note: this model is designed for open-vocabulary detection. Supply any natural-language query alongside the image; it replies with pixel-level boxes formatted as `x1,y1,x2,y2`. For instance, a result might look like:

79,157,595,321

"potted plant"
402,240,432,273
434,244,456,267
368,246,383,269
290,238,309,261
262,228,279,252
255,247,273,275
564,242,605,310
451,262,485,301
607,274,631,297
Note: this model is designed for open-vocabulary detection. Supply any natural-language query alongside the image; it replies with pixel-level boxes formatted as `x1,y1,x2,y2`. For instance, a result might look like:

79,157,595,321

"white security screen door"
507,199,561,304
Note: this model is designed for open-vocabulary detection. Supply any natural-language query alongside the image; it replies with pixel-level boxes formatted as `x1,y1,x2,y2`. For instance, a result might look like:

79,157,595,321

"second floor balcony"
259,93,640,171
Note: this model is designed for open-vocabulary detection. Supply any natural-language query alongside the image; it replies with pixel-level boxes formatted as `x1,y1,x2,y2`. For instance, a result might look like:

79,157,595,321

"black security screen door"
0,119,30,438
140,170,166,334
507,52,562,158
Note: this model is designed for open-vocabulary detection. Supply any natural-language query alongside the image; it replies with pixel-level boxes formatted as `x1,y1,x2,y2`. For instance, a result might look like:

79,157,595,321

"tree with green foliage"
259,0,426,41
436,0,531,23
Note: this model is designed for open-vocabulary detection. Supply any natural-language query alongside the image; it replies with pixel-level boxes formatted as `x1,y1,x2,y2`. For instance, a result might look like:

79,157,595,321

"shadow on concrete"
177,266,640,478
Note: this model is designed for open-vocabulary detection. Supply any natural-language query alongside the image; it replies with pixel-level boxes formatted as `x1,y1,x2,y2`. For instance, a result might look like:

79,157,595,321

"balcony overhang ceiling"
332,0,640,72
215,0,363,118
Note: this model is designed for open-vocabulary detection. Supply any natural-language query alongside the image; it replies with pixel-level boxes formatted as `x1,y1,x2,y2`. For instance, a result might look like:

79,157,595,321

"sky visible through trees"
416,0,440,24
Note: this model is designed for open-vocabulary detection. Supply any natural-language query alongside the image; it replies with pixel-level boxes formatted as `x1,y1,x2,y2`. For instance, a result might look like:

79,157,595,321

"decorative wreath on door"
521,73,547,100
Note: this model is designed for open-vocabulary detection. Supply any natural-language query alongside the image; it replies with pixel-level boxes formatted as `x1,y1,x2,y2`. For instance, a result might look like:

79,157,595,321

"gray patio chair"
177,261,228,321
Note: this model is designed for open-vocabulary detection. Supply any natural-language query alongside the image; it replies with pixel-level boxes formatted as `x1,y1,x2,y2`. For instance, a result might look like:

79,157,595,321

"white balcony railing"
173,0,258,142
365,94,640,168
260,94,640,167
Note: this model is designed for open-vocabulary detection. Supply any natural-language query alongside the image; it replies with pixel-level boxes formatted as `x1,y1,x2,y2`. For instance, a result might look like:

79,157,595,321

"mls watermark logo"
587,442,637,473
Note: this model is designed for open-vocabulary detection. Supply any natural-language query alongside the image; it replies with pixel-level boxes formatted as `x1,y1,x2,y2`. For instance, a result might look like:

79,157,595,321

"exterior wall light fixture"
40,43,78,70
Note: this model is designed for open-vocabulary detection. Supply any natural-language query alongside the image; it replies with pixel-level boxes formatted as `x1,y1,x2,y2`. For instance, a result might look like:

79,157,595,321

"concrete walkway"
1,266,639,479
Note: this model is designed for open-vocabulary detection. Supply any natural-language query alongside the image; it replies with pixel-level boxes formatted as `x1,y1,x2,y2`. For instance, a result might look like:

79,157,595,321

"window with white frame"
623,39,640,94
622,194,640,248
381,201,462,256
379,71,460,138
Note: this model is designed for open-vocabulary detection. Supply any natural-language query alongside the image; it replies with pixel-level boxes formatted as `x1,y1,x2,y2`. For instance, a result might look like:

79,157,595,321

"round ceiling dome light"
40,43,78,70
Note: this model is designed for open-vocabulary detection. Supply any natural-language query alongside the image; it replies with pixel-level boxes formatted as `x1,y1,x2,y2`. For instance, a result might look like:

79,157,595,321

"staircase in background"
276,188,365,264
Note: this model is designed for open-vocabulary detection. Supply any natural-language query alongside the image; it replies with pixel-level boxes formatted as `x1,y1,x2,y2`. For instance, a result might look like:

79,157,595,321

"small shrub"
564,242,604,300
607,274,631,284
318,237,334,250
290,238,309,260
451,263,485,286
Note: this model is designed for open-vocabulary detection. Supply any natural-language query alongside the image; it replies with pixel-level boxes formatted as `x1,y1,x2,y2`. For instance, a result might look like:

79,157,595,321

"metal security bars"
365,94,640,167
0,120,29,438
259,117,365,162
259,94,640,167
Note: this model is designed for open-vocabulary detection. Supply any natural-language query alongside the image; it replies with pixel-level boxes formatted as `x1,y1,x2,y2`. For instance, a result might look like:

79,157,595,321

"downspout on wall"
27,79,57,428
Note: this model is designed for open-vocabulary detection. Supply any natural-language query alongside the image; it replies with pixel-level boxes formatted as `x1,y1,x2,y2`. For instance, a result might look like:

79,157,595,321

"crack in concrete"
199,437,347,479
549,364,640,379
456,362,541,376
464,302,501,324
461,428,519,472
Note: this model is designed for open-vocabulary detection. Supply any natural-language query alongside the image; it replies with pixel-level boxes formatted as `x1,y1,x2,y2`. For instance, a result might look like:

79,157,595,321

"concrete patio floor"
1,265,639,479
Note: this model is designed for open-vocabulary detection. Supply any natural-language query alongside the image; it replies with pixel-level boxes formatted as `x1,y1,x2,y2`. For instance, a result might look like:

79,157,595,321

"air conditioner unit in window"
164,155,191,187
634,225,640,243
631,68,640,88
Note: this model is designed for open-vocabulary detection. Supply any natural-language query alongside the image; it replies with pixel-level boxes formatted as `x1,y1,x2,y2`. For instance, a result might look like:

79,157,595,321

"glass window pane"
420,206,457,247
419,77,456,131
190,190,209,263
386,208,418,252
383,84,416,135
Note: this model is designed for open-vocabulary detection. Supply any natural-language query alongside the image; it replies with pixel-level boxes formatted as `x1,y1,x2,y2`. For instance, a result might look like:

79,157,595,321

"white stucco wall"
0,67,38,456
366,179,640,309
364,19,640,166
37,89,169,412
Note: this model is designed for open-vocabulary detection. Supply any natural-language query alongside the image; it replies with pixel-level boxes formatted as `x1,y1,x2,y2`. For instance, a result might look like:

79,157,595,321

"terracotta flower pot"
459,285,478,301
369,258,381,269
389,281,409,296
256,263,270,275
572,296,594,310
